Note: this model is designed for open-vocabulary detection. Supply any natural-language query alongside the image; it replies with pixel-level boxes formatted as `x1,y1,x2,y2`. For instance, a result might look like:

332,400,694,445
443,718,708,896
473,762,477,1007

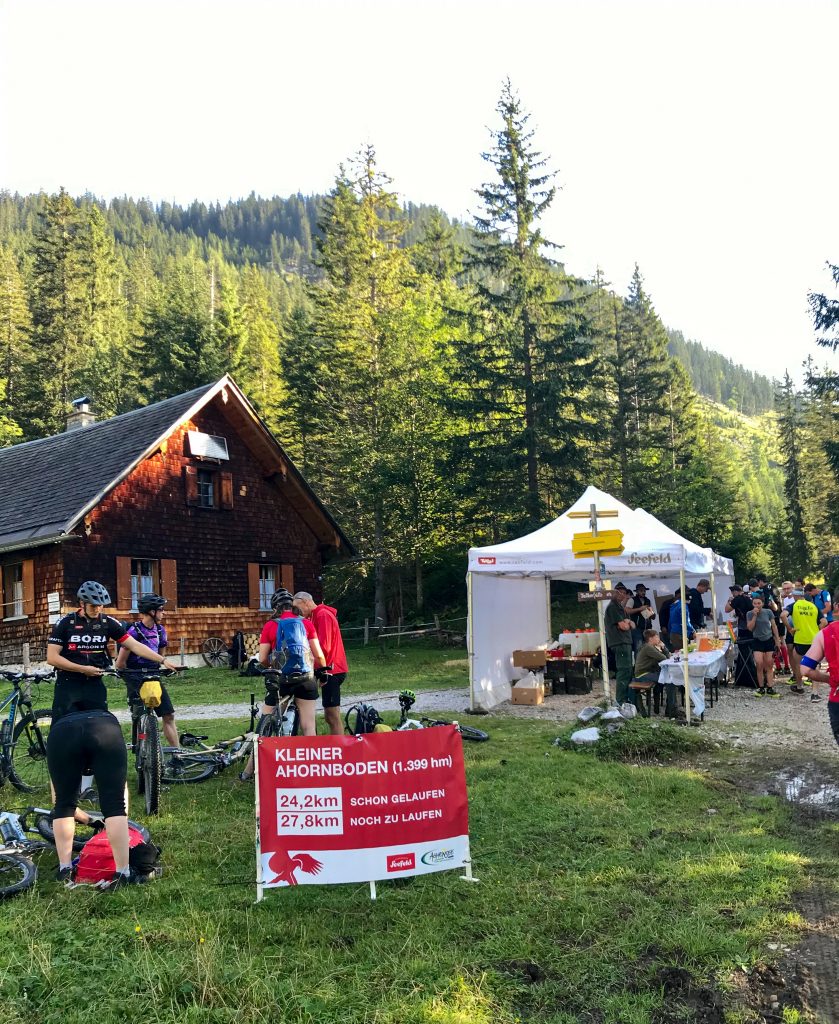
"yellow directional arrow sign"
571,529,624,554
574,549,624,559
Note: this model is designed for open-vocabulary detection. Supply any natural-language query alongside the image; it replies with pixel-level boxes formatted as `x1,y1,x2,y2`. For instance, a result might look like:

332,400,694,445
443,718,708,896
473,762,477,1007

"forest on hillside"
0,83,835,619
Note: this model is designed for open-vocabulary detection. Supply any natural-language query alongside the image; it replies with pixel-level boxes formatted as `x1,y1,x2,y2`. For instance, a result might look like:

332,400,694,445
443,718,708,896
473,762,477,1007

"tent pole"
710,571,717,632
467,572,476,712
590,502,611,702
680,567,691,724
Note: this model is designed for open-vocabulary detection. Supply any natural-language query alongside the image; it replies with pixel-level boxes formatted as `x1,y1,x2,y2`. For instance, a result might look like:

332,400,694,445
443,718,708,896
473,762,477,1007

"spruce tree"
25,188,89,436
449,81,601,536
0,244,32,412
773,371,810,574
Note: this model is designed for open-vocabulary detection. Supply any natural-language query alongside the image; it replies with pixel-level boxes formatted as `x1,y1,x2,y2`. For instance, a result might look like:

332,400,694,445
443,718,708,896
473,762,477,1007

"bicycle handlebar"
101,667,183,680
0,669,56,684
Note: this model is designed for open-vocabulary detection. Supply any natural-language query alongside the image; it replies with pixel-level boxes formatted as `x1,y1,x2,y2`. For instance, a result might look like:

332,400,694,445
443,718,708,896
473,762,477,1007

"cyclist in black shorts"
46,581,179,885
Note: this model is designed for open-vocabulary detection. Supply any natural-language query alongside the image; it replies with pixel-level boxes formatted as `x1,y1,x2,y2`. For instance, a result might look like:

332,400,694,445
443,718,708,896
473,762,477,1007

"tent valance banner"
255,729,472,899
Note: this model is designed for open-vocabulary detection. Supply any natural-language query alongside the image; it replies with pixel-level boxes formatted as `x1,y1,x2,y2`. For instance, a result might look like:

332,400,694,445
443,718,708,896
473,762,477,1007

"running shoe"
765,687,780,698
55,865,74,883
753,688,766,698
810,693,823,703
790,685,805,694
801,679,812,687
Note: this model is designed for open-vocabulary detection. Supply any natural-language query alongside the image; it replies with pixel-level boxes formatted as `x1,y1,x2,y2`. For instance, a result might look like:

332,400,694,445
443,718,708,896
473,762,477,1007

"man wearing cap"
686,579,711,631
604,585,634,704
753,573,778,614
624,583,654,655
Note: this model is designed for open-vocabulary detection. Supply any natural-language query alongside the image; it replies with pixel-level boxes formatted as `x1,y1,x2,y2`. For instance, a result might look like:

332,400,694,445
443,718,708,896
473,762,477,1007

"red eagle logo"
267,849,324,886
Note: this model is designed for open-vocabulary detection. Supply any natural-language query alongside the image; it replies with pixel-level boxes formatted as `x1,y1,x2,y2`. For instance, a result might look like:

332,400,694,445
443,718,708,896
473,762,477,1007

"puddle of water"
770,767,839,810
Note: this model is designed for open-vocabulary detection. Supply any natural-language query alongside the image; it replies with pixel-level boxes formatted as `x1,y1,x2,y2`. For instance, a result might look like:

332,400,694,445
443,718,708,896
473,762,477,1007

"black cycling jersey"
48,610,129,721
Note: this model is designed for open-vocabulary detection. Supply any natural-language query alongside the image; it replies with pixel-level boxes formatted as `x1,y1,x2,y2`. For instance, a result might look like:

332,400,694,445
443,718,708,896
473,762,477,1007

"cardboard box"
511,681,545,705
512,649,547,669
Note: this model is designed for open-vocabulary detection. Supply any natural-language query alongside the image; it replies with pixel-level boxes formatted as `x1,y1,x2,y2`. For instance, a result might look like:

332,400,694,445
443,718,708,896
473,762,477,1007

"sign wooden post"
566,505,622,702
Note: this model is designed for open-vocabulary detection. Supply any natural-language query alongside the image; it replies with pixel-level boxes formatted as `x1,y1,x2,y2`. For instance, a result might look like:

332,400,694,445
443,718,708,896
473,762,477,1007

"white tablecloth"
658,645,729,685
657,644,730,715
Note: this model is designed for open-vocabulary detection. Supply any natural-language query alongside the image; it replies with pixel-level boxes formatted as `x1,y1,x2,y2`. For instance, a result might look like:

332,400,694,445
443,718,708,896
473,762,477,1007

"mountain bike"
396,690,489,741
162,691,262,783
0,669,55,793
104,667,181,815
18,806,150,853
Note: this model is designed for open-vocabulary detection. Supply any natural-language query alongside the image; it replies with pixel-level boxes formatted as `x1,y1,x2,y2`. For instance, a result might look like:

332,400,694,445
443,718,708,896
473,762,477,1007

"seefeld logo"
421,848,455,866
477,556,496,565
386,853,415,872
626,553,672,566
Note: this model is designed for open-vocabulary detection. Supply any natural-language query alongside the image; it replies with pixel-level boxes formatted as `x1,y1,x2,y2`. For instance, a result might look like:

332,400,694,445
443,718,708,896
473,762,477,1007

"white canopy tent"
467,486,734,711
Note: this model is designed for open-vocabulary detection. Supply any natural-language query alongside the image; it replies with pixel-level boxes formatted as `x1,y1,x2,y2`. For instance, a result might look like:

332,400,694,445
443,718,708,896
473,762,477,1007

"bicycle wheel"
30,812,151,851
456,724,490,742
10,709,52,793
257,712,280,739
161,747,218,784
140,713,162,815
0,852,36,898
201,637,228,668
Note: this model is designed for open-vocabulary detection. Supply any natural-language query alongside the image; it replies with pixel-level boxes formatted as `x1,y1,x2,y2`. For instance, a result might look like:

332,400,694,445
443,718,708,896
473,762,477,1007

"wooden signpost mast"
568,503,621,703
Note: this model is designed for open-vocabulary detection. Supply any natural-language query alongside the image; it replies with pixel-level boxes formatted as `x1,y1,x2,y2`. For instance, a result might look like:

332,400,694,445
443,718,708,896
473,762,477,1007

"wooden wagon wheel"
201,636,228,668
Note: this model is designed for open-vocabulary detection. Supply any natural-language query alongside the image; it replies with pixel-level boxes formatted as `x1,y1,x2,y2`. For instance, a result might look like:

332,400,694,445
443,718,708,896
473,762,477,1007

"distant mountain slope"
0,190,774,412
668,329,775,416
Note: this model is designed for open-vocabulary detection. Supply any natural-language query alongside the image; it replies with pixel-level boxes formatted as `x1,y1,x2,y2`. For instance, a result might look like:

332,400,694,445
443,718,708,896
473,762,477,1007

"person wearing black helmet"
114,593,180,747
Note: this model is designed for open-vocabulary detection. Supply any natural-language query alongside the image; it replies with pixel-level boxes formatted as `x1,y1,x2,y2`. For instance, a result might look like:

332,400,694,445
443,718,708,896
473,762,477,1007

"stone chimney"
66,396,96,432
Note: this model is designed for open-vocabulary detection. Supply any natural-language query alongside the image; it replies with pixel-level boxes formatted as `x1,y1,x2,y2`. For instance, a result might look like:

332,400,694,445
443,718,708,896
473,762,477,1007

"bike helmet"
77,580,111,606
270,588,294,611
137,593,167,614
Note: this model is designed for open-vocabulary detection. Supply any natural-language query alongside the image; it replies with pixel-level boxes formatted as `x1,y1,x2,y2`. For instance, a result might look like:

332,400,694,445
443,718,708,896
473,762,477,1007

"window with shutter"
247,563,261,610
160,559,178,609
184,466,200,506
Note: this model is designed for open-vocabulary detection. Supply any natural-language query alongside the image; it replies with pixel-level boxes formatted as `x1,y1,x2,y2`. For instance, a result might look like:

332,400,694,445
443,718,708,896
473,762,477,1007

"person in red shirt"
294,591,348,736
257,589,327,738
799,625,839,745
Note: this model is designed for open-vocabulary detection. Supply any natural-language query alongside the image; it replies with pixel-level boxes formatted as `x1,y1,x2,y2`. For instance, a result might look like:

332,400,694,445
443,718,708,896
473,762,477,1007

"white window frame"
2,563,23,619
197,469,215,508
259,565,278,611
130,559,159,612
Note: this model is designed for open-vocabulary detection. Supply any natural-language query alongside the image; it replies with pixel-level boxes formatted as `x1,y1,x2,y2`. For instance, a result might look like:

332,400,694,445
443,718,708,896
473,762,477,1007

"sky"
0,0,837,381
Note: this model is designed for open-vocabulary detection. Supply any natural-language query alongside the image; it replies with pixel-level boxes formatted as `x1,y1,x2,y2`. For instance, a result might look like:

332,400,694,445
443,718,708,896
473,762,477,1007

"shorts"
753,637,776,653
264,674,318,705
320,672,346,709
794,643,812,656
47,709,127,819
124,672,175,717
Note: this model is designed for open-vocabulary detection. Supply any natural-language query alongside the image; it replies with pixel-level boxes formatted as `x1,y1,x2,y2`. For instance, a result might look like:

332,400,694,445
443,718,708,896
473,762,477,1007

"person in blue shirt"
668,590,695,651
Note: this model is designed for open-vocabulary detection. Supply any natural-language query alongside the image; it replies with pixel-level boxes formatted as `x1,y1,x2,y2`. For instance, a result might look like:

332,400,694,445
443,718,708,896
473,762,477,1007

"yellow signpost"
566,508,622,701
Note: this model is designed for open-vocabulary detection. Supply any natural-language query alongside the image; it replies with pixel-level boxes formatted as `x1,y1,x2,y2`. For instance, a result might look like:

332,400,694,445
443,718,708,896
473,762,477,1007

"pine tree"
449,81,601,536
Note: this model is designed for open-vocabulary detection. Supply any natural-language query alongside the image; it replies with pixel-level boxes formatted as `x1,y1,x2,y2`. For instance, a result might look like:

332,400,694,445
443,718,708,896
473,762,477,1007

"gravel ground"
123,677,838,754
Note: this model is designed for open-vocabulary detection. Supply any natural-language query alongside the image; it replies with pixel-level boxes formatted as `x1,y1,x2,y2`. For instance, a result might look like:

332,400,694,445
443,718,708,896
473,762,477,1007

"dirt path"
119,679,838,755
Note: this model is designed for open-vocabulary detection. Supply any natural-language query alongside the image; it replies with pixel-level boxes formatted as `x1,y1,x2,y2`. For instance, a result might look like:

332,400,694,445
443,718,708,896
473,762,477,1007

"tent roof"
467,485,729,579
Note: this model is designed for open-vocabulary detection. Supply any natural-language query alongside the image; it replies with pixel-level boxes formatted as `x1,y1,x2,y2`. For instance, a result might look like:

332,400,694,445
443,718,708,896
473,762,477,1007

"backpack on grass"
74,825,161,884
344,703,383,735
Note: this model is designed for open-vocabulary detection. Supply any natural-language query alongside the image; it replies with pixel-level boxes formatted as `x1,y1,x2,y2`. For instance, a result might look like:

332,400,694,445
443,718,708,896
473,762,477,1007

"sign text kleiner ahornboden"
256,728,470,888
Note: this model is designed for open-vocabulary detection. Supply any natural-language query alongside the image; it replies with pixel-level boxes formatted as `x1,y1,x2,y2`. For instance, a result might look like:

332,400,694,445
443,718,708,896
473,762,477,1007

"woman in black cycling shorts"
46,581,179,886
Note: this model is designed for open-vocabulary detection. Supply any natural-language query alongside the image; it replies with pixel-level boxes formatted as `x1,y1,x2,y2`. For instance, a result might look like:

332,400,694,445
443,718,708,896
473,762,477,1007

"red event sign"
255,726,470,894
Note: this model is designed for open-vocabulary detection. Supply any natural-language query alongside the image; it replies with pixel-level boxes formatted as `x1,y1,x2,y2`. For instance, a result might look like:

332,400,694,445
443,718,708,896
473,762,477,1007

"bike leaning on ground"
395,689,489,741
